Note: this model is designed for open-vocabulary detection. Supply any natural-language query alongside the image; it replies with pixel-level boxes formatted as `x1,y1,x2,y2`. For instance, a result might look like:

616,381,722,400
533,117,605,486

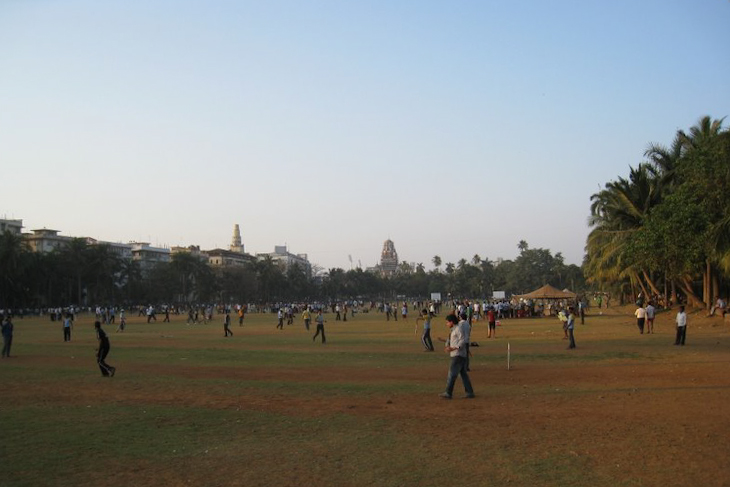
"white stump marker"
507,342,511,370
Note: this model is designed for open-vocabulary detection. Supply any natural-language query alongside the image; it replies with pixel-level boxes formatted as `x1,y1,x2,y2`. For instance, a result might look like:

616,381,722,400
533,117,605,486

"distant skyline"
2,1,729,271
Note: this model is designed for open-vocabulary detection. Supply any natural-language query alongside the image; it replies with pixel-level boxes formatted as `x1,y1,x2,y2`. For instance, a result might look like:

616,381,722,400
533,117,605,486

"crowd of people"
1,290,722,394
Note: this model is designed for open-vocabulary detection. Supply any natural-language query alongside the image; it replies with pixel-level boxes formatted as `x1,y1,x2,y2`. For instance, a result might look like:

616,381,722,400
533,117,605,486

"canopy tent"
514,284,576,300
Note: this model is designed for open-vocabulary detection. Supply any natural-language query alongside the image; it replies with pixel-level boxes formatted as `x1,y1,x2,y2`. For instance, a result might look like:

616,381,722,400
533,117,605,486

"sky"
1,0,729,272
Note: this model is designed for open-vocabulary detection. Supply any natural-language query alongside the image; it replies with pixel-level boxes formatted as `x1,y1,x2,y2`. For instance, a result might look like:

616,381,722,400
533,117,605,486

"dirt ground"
3,306,730,487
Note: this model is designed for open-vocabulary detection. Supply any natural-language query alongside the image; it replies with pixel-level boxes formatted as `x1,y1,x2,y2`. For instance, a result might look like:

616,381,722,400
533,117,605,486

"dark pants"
313,324,326,343
422,328,434,351
445,355,474,397
675,326,686,345
2,336,11,357
64,327,71,342
224,323,233,336
568,328,576,348
97,345,113,376
304,319,310,331
637,318,645,334
277,319,283,329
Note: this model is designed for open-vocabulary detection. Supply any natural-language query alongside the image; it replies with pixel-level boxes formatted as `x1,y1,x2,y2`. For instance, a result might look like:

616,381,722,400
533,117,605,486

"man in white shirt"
710,296,726,317
674,305,687,346
635,305,647,334
439,314,475,400
459,312,472,371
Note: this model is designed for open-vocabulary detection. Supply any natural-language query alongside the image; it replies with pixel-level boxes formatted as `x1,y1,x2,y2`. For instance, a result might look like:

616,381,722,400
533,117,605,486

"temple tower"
380,239,398,276
230,224,244,253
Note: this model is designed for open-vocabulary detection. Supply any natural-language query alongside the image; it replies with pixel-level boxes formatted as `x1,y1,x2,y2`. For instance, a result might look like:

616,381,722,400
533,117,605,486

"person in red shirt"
487,306,497,338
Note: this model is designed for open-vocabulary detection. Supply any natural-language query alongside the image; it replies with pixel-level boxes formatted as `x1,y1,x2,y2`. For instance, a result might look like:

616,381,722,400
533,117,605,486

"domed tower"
230,224,244,254
380,239,398,276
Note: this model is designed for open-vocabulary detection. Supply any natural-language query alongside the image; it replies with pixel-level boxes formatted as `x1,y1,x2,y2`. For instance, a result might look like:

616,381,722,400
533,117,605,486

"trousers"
445,355,474,396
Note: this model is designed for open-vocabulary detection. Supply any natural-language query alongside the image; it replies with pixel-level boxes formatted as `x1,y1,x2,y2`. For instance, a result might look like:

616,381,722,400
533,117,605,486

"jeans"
445,355,473,396
422,329,434,351
313,324,326,343
2,336,11,357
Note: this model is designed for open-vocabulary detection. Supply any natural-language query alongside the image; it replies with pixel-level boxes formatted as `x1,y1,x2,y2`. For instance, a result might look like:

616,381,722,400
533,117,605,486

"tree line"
0,232,583,308
585,115,730,308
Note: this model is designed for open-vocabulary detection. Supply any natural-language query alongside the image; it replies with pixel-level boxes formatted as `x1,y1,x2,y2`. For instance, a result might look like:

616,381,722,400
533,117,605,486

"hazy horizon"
2,1,728,270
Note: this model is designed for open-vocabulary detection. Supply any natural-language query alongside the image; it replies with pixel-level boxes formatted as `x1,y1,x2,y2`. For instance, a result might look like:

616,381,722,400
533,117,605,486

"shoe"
463,393,475,399
110,367,116,377
439,392,452,399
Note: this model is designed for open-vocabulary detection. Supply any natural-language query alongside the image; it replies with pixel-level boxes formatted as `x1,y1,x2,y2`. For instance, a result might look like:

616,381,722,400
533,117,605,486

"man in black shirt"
95,321,116,377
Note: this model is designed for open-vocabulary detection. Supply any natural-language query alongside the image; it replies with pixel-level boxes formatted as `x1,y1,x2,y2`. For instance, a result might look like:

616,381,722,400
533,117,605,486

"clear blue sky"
2,0,729,271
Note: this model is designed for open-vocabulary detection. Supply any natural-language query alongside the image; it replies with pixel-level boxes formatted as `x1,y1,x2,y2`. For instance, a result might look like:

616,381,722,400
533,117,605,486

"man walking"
276,308,284,330
63,312,73,342
312,309,326,344
416,309,434,351
302,306,311,331
635,304,646,334
675,305,687,346
439,314,475,399
95,321,115,377
566,306,577,349
224,311,233,337
645,301,656,334
1,315,13,358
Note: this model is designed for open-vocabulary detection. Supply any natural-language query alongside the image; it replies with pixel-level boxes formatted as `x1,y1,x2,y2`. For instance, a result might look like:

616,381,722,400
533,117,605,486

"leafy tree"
0,231,32,308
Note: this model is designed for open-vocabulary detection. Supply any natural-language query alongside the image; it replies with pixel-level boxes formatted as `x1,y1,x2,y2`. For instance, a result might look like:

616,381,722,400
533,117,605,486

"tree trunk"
678,276,703,308
704,260,712,309
633,271,649,302
642,270,661,298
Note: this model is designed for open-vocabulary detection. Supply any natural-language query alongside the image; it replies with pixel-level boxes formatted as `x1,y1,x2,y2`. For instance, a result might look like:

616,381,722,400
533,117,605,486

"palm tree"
585,164,663,299
432,255,442,272
678,115,726,153
674,116,728,306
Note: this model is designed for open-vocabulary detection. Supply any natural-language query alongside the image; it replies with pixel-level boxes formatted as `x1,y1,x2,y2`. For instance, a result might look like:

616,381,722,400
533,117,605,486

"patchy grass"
1,307,729,487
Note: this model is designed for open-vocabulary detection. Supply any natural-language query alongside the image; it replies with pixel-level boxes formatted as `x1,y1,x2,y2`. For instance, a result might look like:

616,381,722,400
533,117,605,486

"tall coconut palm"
432,255,442,272
585,163,662,297
674,116,728,305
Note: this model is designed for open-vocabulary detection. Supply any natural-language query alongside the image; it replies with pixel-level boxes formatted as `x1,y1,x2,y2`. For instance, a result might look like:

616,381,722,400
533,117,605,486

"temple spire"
230,224,243,253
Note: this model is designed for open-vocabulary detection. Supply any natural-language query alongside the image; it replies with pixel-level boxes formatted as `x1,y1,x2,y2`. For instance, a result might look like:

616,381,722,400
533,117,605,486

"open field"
1,306,729,487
